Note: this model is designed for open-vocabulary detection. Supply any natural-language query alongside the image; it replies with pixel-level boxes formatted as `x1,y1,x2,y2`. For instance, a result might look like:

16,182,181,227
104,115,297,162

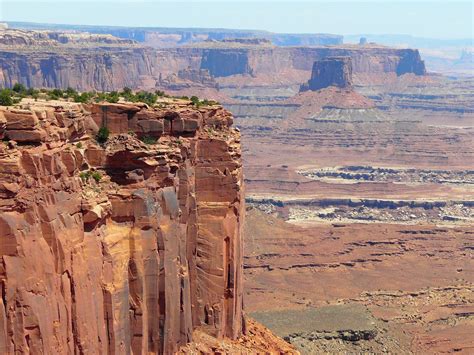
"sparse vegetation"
76,142,83,149
91,171,102,183
190,96,200,105
12,83,27,94
140,135,157,145
135,91,157,106
0,86,213,108
206,127,215,136
0,89,14,106
79,170,102,183
48,88,64,100
96,126,110,144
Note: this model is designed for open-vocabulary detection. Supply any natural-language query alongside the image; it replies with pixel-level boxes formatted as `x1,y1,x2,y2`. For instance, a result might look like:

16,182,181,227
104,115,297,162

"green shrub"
79,171,90,182
49,88,64,100
26,88,39,97
140,135,156,145
74,92,93,103
79,170,102,183
190,96,200,105
106,91,119,103
12,83,26,94
96,126,110,144
76,142,83,149
136,91,157,106
155,90,165,97
0,89,13,106
65,87,77,97
91,171,102,183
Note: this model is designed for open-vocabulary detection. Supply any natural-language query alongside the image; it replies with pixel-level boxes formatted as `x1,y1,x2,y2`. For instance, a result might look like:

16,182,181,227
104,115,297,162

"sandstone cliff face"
300,56,353,91
0,29,426,91
0,99,244,354
0,48,155,91
200,49,252,77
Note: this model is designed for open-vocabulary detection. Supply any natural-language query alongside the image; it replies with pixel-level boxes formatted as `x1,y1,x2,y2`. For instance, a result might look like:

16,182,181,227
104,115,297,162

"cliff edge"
0,95,289,354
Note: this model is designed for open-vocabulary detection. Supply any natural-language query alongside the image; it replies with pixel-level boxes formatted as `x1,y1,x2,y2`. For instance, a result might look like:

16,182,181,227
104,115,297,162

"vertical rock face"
396,49,427,76
0,99,244,354
200,49,252,77
300,57,353,92
0,28,426,90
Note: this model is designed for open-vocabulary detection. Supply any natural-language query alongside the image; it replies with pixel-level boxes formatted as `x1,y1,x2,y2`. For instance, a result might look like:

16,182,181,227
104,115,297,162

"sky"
0,0,472,39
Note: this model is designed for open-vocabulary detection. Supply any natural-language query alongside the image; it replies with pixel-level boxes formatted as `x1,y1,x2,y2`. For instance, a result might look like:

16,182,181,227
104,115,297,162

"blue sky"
0,1,472,39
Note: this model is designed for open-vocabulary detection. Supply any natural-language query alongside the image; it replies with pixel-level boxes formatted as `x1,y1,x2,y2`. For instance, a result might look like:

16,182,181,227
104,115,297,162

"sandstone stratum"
0,93,296,354
0,27,426,92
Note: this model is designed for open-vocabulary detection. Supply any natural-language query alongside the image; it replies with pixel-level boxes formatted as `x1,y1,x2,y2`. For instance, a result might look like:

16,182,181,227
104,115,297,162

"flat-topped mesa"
300,56,353,92
0,98,244,354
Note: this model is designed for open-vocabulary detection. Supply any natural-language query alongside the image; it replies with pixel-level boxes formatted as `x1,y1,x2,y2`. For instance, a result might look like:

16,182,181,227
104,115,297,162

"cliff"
0,28,426,91
7,22,343,47
0,97,246,353
300,56,353,91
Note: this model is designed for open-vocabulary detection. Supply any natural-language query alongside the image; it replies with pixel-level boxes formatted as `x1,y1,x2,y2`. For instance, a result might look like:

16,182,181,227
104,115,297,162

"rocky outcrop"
0,98,245,353
300,57,353,91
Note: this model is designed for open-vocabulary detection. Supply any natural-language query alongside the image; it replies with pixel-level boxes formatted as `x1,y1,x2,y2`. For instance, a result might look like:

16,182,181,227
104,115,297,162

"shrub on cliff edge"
96,126,110,144
0,89,13,106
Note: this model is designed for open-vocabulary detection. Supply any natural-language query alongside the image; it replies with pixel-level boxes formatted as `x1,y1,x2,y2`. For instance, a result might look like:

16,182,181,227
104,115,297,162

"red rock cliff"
0,28,426,91
0,98,244,353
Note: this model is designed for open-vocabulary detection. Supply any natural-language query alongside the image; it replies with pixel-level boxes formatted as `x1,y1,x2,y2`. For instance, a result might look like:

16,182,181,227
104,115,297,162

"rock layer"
0,28,426,91
0,98,244,353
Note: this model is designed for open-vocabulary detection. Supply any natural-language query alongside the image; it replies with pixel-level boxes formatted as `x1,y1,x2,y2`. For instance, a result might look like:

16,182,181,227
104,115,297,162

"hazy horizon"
1,1,472,40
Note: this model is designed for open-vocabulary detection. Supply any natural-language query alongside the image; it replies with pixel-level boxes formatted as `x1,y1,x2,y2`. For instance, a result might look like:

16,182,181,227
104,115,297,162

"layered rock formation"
300,57,353,92
0,98,245,353
0,28,426,91
0,27,136,46
7,22,343,47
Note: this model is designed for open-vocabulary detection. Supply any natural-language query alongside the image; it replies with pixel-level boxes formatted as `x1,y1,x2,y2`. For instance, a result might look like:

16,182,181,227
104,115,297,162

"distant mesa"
208,38,273,46
300,56,353,92
359,37,367,45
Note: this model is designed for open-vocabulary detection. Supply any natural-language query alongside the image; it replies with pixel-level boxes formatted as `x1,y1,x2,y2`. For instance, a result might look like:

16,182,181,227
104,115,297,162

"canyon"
0,23,473,354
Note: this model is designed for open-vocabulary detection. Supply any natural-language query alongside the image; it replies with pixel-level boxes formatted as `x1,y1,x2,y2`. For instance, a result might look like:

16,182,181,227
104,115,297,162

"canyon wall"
0,99,244,353
7,22,343,47
0,48,156,91
0,29,426,91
